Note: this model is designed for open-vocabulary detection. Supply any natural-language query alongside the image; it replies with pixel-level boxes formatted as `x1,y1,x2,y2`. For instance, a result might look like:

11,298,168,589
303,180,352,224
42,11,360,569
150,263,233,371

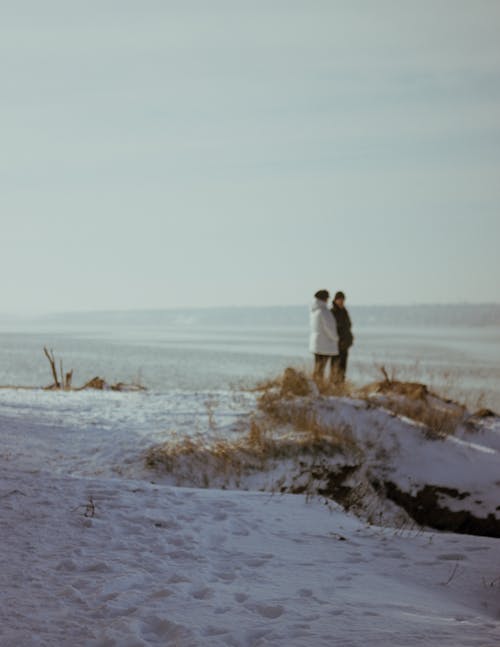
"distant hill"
349,303,500,327
25,303,500,328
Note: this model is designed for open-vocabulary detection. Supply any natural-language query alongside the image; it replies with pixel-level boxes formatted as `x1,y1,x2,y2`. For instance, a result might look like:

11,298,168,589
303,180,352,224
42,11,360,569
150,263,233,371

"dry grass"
365,362,498,415
257,365,469,441
144,365,498,529
359,367,466,439
145,415,355,477
145,364,478,505
145,368,361,489
381,398,464,439
150,369,475,495
316,380,357,397
146,364,466,488
250,367,312,397
257,390,357,452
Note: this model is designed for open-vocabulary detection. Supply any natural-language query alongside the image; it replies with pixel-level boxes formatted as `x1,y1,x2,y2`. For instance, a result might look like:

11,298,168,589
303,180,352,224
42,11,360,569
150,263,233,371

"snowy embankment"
147,371,500,538
1,379,500,646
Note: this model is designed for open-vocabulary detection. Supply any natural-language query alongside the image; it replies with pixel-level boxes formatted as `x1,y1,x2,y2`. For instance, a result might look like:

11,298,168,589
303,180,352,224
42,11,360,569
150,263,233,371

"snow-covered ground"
1,387,500,646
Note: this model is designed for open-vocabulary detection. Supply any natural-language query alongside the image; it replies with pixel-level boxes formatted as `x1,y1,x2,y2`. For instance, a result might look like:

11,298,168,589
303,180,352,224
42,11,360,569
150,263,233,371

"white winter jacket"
309,298,339,355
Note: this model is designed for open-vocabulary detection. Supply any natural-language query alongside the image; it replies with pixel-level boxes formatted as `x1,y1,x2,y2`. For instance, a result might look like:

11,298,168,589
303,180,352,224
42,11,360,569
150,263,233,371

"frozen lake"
0,304,499,411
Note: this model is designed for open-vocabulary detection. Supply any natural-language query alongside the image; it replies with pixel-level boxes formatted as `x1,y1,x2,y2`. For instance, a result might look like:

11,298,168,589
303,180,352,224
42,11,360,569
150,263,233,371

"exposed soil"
284,464,361,510
380,481,500,538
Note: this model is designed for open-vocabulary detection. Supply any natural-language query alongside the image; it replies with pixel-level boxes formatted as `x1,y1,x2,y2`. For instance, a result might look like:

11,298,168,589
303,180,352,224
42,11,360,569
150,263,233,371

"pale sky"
2,1,499,313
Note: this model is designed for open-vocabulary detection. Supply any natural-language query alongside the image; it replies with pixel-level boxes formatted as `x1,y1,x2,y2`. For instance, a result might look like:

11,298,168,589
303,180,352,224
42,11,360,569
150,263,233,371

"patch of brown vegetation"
472,408,497,418
146,368,362,495
251,367,312,397
67,377,144,392
147,417,350,467
387,399,463,440
254,370,358,455
280,367,312,397
362,366,462,403
145,416,356,490
257,390,356,452
366,379,429,400
145,366,499,534
359,370,465,439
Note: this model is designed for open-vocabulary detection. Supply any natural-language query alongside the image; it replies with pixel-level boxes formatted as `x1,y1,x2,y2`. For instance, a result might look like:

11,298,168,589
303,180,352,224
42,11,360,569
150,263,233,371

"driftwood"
43,347,61,389
41,348,145,392
380,365,391,384
81,377,106,390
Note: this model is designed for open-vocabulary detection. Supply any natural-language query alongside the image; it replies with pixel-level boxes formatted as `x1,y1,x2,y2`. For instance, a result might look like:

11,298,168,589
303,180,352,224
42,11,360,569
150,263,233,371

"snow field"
1,464,499,647
1,387,499,646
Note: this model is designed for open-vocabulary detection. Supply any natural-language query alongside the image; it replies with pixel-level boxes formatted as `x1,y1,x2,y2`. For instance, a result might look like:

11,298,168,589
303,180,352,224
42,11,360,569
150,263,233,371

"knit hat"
314,290,330,301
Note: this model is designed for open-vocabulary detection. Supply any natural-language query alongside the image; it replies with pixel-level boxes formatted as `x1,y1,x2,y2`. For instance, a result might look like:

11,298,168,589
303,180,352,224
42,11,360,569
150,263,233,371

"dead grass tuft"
472,408,496,418
386,399,463,439
146,416,355,476
366,379,429,400
358,371,464,439
315,379,357,397
250,367,312,397
145,392,360,492
280,367,312,397
355,365,465,439
251,367,361,456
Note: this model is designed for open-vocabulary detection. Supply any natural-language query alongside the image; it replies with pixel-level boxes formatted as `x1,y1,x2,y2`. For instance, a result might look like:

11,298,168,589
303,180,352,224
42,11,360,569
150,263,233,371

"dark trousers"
313,354,331,380
331,349,348,382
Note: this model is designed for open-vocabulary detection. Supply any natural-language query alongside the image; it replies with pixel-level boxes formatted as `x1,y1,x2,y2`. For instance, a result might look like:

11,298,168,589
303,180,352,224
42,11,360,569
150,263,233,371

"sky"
1,0,500,313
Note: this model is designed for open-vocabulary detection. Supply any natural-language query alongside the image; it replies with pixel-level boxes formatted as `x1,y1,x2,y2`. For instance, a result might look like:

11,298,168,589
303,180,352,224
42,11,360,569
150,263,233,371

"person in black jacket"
330,291,353,382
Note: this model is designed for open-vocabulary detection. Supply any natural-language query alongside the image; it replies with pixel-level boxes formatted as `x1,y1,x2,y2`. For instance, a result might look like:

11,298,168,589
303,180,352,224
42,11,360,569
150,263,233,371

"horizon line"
1,301,500,318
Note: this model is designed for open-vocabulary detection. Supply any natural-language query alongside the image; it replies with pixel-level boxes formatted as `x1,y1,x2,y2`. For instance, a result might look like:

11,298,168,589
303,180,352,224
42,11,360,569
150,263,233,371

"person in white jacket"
309,290,339,380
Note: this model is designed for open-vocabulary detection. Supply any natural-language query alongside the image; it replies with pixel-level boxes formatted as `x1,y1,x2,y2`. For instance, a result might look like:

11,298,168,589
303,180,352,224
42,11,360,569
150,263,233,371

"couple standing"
309,290,353,383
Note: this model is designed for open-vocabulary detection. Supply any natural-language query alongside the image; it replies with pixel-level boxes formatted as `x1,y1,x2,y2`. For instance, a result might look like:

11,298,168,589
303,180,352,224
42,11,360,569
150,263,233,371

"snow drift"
146,369,500,538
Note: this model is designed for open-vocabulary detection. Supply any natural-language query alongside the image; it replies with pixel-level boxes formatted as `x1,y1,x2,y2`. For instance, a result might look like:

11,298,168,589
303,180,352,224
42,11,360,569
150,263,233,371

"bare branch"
379,365,391,384
84,496,95,518
43,347,60,388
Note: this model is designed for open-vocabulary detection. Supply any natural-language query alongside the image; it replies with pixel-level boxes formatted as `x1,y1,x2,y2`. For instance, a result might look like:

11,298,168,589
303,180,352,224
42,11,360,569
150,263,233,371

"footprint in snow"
298,588,313,598
139,616,194,643
205,626,229,637
84,561,113,573
229,517,252,536
169,534,194,548
212,511,228,521
213,570,236,583
190,586,214,600
56,559,78,572
245,603,285,619
243,557,269,568
386,550,406,559
168,572,191,584
148,588,174,600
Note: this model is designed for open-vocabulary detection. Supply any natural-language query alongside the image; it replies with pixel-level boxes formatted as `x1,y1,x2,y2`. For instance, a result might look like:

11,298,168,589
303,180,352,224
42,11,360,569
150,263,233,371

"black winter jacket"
331,305,353,352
